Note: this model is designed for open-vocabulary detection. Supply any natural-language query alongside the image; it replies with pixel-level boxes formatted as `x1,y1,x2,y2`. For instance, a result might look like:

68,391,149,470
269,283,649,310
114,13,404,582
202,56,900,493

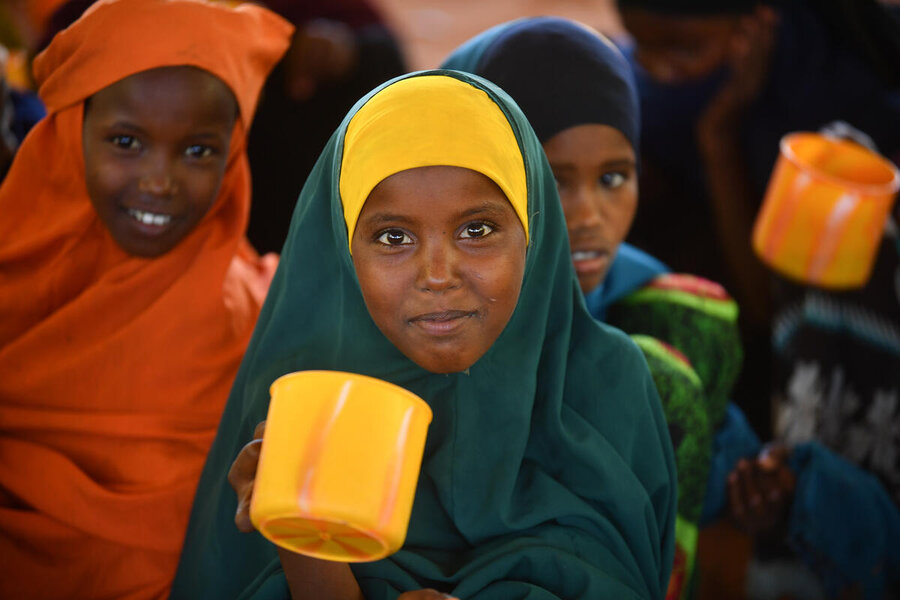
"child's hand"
227,420,267,532
727,443,796,541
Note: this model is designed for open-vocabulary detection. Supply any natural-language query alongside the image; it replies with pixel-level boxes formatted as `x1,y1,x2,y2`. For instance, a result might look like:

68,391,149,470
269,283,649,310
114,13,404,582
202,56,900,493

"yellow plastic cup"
250,370,432,562
752,132,899,289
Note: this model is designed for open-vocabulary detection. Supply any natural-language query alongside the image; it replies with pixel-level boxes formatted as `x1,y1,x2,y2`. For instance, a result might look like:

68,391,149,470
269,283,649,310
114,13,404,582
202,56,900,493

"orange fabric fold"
0,1,292,598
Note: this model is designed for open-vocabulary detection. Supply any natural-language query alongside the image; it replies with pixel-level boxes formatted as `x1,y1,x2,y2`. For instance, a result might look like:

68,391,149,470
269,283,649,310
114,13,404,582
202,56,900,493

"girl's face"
543,124,637,293
351,166,526,374
82,66,237,258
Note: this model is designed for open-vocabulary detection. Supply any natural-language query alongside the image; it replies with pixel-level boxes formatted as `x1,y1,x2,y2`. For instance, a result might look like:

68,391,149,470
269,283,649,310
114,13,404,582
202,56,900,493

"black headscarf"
445,17,640,153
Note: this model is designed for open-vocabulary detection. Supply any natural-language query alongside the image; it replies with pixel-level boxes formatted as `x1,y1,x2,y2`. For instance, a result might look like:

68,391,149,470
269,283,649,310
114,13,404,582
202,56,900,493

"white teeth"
572,251,600,261
128,208,171,226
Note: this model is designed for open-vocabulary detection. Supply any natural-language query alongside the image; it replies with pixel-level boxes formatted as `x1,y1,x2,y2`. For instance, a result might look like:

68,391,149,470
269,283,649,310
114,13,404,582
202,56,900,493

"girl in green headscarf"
171,70,675,600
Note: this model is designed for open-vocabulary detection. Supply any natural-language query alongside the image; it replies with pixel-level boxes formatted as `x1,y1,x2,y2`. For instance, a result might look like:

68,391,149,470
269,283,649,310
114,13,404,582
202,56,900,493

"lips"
572,250,603,261
571,248,609,275
127,207,172,226
408,309,477,335
120,204,178,236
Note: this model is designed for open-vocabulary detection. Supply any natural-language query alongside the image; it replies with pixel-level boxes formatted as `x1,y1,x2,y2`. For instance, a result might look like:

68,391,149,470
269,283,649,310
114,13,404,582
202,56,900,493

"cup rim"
780,132,900,195
269,370,433,424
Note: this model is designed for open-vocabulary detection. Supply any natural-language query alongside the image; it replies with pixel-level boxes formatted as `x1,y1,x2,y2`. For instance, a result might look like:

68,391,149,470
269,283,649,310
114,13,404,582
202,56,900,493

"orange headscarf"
0,1,292,599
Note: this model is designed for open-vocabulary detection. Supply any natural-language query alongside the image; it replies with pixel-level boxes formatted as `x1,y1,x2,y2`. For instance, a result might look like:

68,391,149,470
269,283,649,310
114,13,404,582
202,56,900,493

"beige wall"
373,0,623,70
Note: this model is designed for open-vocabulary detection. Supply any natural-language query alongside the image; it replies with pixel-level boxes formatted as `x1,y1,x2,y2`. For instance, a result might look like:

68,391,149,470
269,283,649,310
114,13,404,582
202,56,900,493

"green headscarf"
170,70,675,600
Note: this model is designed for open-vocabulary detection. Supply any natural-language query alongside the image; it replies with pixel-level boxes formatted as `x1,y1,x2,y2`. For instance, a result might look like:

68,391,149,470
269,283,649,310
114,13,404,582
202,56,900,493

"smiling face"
543,123,638,293
351,165,526,374
82,66,237,258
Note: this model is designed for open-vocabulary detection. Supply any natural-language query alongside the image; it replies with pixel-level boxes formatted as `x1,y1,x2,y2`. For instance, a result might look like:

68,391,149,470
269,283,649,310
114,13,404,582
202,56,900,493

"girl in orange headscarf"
0,1,292,598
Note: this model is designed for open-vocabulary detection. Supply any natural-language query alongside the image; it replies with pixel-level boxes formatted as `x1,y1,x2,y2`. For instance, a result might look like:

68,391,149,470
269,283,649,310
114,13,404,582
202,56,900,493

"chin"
417,360,474,374
117,240,178,258
578,275,603,295
411,353,479,375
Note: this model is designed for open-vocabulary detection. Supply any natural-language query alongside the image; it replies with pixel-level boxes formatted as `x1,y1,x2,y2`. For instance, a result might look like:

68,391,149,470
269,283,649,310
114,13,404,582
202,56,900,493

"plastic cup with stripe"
250,370,432,562
752,132,899,289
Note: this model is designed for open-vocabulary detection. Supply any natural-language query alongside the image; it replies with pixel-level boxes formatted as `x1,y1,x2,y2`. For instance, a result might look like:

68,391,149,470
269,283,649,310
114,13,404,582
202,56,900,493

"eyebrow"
360,201,512,227
551,158,636,170
187,131,230,141
457,201,511,219
103,120,228,140
602,159,637,170
359,212,414,227
105,120,146,133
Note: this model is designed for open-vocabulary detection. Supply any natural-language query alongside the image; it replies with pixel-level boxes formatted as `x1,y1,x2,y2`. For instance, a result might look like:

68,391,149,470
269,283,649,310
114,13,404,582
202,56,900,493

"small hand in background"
727,442,796,542
284,19,359,102
228,420,266,532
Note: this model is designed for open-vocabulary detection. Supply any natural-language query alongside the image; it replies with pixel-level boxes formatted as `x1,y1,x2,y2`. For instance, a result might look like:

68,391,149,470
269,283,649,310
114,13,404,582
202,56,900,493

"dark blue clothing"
9,89,45,143
1,88,45,181
700,404,761,526
787,442,900,598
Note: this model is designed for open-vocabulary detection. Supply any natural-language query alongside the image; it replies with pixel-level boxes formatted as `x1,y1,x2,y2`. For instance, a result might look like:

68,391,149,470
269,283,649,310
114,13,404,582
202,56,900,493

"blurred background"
373,0,623,69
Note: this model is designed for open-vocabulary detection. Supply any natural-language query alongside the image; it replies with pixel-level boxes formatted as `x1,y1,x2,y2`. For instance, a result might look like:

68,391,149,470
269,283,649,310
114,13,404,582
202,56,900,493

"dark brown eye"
185,144,216,159
460,222,494,239
376,229,412,246
110,135,140,151
599,172,627,188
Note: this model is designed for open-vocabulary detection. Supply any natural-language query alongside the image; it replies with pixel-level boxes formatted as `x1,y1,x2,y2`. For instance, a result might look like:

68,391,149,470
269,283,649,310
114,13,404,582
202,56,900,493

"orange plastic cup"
752,132,899,289
250,370,432,562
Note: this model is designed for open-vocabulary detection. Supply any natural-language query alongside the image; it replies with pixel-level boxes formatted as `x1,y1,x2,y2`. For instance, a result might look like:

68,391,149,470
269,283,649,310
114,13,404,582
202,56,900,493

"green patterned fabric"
632,336,711,600
632,335,712,525
612,274,741,600
608,274,743,430
170,70,676,600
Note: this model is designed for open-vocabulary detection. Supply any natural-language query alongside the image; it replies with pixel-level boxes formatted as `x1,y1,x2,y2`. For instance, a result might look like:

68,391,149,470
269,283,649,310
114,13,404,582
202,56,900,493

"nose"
565,183,604,235
646,61,680,84
138,153,178,196
416,237,462,294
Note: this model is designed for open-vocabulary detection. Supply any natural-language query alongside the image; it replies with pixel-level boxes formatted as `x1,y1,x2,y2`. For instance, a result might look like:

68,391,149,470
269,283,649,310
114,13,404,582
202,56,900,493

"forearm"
277,547,365,600
696,119,771,329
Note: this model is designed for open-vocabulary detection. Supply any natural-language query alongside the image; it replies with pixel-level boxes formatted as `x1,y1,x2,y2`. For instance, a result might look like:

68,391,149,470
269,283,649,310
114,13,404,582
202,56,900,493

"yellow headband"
339,75,528,251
